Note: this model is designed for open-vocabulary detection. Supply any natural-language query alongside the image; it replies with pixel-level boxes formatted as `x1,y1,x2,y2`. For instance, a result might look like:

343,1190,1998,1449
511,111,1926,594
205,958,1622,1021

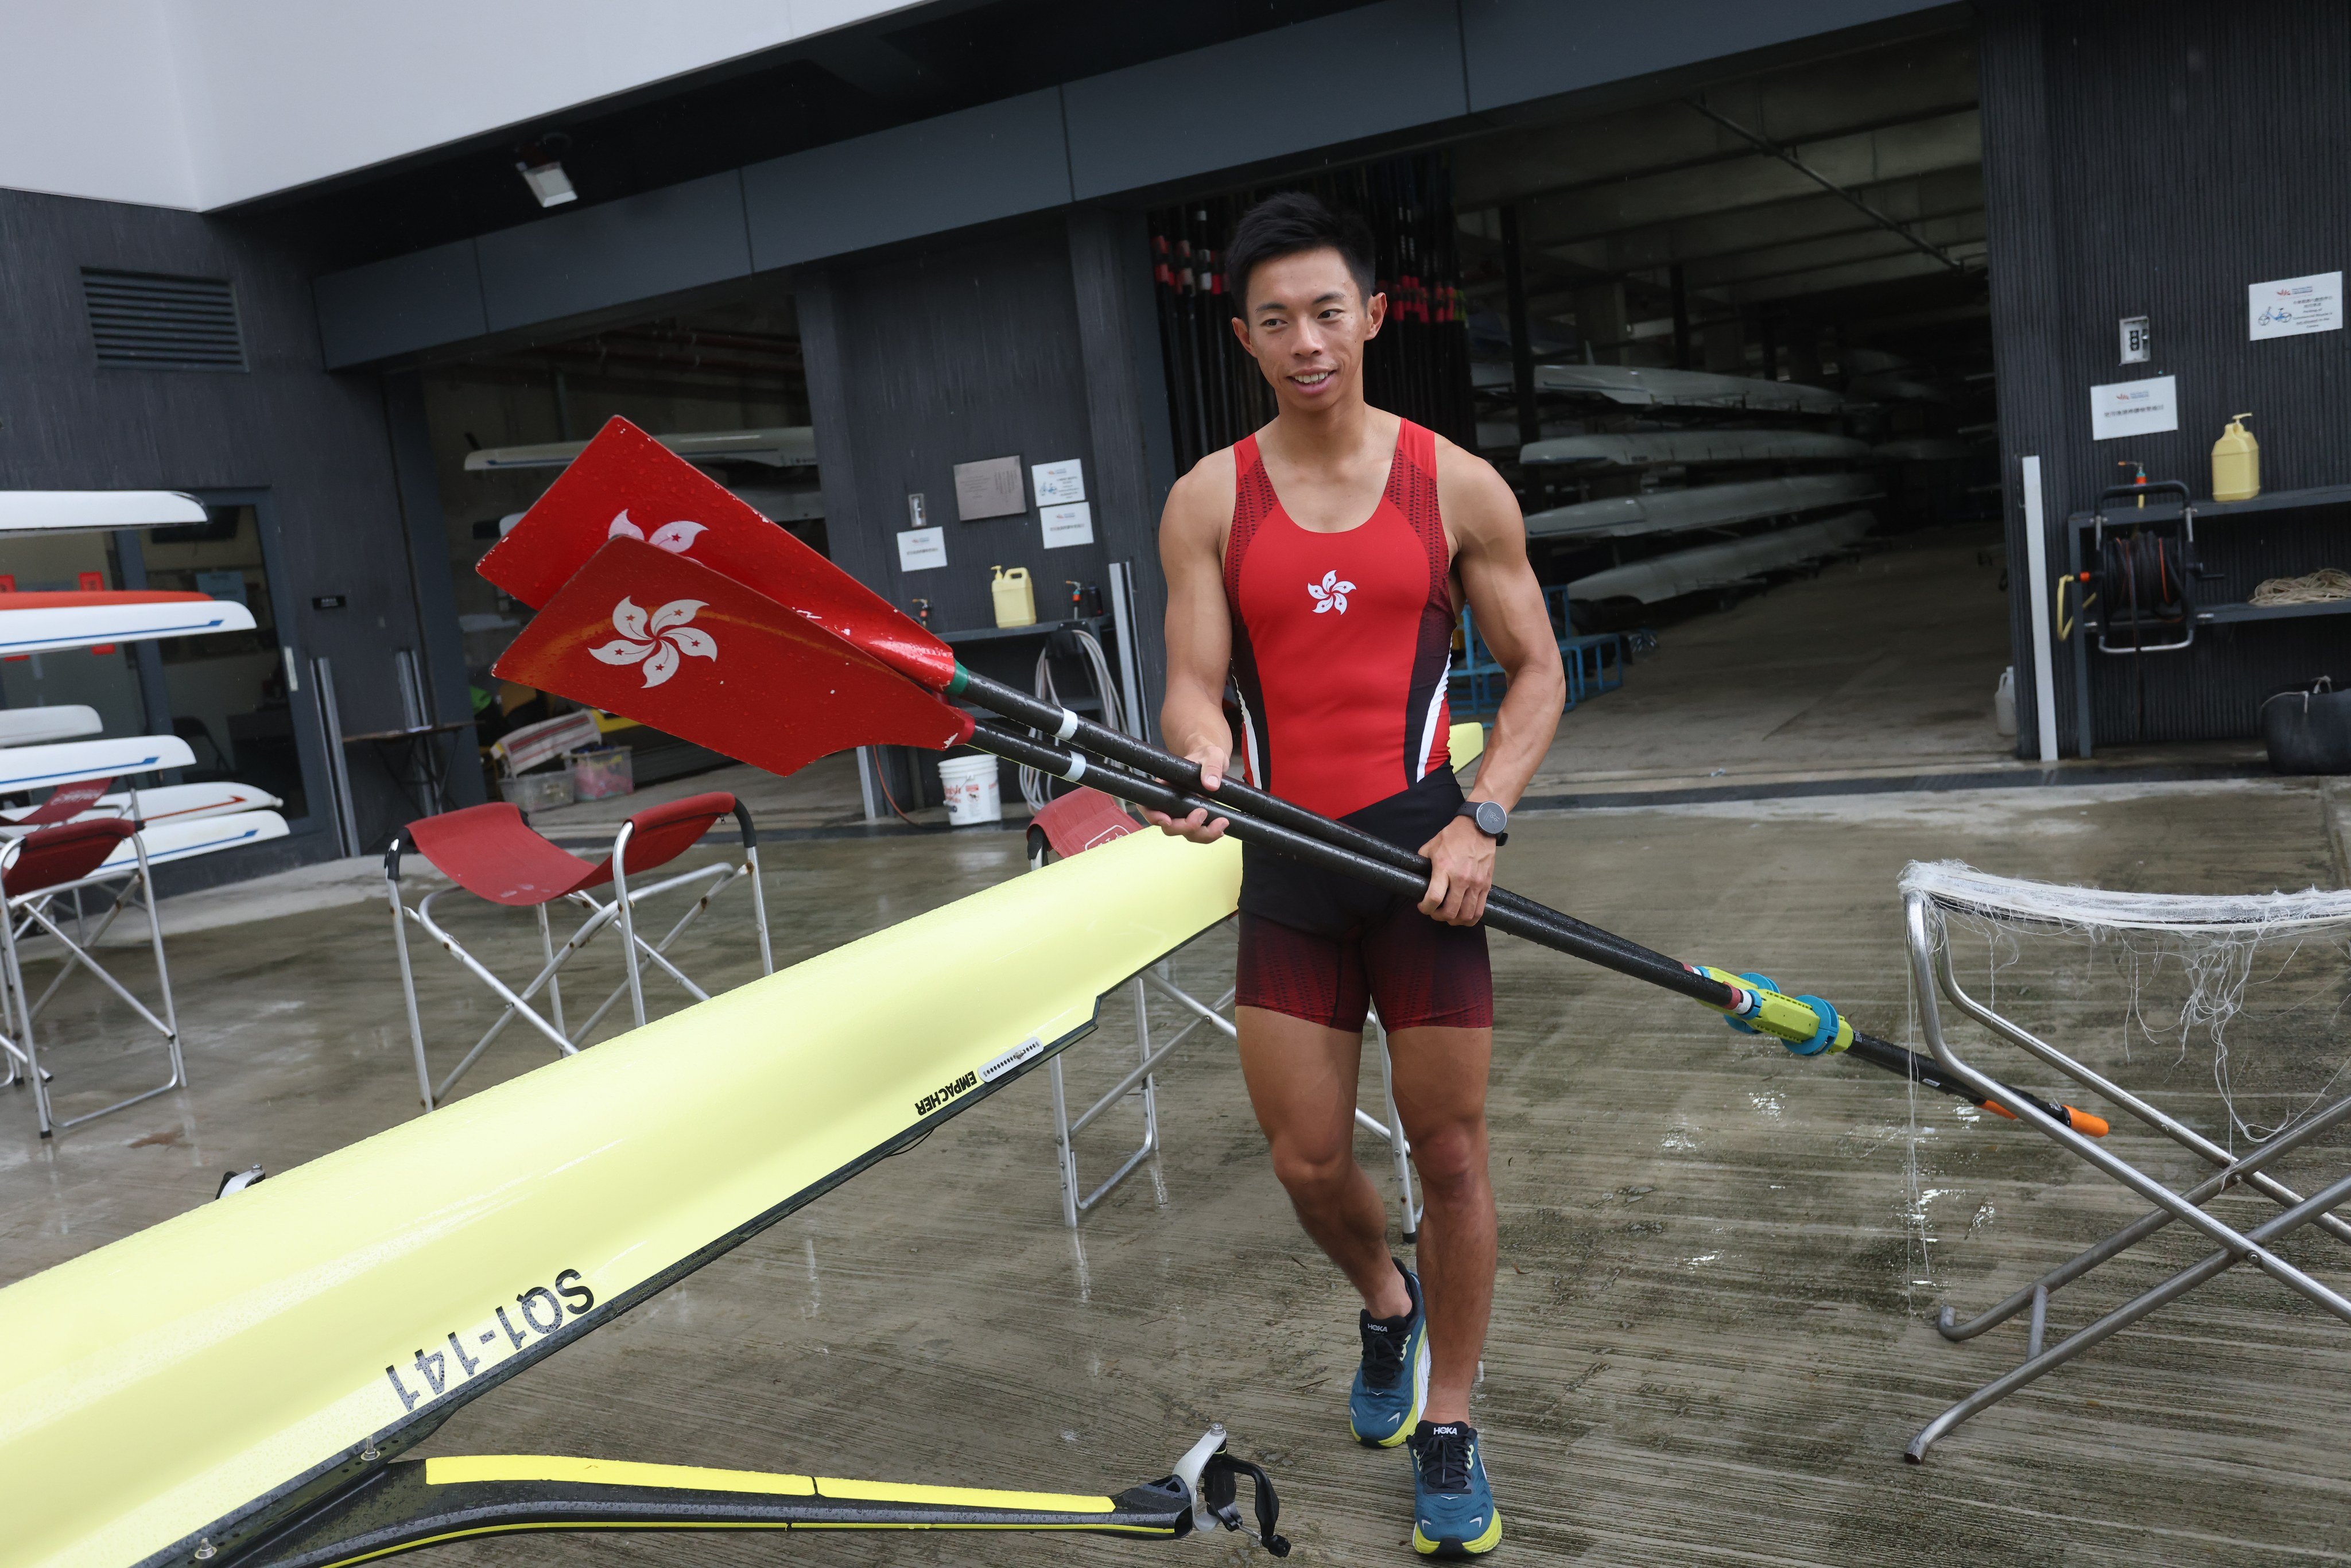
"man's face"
1231,247,1385,415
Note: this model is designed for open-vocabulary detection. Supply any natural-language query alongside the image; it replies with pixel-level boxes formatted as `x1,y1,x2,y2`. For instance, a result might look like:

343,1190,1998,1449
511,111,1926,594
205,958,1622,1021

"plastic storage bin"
569,745,635,801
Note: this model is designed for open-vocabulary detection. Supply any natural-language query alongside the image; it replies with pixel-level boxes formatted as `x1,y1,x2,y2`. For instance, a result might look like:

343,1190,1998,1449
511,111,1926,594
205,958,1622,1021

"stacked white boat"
1497,366,1880,607
0,491,289,870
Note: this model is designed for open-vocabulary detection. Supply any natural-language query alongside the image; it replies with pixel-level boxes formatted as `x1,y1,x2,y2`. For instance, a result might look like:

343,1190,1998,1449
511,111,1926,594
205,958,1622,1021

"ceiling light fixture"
515,134,577,208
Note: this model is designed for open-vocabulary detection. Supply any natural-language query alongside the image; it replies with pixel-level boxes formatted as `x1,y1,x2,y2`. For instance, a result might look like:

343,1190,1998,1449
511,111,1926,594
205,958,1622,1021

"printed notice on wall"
1041,502,1095,549
2249,271,2342,340
2089,374,2178,441
1031,459,1085,507
897,526,947,571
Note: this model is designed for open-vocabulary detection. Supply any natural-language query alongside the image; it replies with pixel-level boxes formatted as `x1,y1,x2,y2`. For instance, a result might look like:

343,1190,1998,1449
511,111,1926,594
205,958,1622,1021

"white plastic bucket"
937,753,1002,825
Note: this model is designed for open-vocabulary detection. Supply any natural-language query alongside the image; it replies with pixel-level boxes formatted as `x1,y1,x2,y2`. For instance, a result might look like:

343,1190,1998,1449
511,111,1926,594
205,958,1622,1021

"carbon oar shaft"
951,663,1661,971
975,723,2096,1132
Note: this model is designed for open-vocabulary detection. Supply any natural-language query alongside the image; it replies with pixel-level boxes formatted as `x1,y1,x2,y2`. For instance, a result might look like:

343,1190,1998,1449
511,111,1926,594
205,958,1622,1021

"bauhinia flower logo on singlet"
1308,569,1356,615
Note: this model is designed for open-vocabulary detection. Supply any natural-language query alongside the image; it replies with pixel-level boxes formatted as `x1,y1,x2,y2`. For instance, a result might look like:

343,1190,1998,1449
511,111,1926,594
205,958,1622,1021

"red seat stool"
385,791,771,1109
0,814,181,1138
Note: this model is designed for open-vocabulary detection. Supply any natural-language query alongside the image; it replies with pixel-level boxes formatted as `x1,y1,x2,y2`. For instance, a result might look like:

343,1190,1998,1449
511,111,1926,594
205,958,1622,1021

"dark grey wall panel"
1462,0,1950,112
1068,207,1173,731
1980,0,2351,747
744,91,1072,270
801,217,1101,638
476,170,751,333
313,238,484,369
0,186,445,867
1064,0,1467,200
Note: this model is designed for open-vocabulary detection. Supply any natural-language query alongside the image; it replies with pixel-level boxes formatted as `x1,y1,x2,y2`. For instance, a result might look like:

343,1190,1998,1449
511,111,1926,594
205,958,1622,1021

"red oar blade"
493,537,972,778
479,416,956,689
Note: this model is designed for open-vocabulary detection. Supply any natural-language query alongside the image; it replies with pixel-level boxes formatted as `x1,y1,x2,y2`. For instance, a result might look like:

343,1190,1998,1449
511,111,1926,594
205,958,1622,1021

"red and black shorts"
1233,768,1493,1033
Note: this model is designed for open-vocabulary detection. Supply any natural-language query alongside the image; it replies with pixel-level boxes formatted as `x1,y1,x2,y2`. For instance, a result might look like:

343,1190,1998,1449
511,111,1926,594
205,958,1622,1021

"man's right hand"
1142,745,1232,843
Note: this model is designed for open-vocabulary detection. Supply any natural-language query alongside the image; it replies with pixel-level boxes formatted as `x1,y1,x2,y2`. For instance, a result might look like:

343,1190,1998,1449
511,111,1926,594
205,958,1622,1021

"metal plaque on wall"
953,456,1026,521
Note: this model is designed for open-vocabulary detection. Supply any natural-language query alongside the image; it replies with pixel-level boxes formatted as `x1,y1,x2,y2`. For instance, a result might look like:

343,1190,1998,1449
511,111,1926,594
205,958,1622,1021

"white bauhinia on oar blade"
480,416,957,690
492,537,972,777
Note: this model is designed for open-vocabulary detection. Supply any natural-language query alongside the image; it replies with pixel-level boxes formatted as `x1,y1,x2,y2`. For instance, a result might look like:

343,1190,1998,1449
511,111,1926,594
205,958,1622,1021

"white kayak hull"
0,599,257,655
1521,429,1871,469
0,780,282,830
1566,512,1876,604
0,705,102,747
1526,472,1883,541
92,810,289,875
1475,362,1843,416
0,491,207,535
0,736,196,794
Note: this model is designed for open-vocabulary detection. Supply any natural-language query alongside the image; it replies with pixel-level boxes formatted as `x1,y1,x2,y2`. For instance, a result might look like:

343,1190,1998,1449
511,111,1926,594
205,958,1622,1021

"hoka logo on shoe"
1308,569,1355,614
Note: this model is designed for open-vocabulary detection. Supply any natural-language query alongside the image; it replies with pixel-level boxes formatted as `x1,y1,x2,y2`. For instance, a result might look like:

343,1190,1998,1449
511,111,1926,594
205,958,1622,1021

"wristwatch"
1456,799,1508,846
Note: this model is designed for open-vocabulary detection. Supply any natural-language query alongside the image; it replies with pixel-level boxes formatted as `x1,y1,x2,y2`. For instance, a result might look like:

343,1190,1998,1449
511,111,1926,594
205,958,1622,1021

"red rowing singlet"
1224,418,1456,820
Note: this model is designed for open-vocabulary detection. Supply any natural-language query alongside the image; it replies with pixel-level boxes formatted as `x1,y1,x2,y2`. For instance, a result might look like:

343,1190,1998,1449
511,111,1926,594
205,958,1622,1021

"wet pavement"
1,775,2346,1565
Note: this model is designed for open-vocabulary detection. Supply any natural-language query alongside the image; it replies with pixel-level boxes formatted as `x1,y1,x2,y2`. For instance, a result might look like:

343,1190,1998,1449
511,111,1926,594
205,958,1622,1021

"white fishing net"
1895,860,2351,1291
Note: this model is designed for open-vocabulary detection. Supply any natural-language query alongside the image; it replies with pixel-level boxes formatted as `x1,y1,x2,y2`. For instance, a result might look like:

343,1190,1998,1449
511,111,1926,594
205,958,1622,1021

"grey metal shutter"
82,269,247,371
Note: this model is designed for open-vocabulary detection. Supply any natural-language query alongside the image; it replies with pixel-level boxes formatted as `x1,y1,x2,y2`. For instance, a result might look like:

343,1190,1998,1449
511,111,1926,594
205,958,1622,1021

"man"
1146,191,1564,1558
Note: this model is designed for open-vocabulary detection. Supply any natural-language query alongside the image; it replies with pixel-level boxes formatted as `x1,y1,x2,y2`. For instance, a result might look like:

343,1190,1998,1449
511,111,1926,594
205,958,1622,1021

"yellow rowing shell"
0,828,1240,1568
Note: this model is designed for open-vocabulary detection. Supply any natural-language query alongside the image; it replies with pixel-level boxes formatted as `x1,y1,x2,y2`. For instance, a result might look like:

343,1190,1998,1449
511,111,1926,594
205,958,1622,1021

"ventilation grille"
82,270,246,371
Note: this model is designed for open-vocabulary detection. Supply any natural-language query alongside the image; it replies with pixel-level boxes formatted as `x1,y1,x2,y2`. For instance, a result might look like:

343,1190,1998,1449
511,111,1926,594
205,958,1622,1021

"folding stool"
1026,787,1421,1236
0,815,181,1138
1900,864,2351,1460
386,791,771,1110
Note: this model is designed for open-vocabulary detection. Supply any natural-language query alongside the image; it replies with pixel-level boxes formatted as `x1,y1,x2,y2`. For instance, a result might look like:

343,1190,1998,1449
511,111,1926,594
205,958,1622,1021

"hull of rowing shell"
0,736,199,794
0,600,257,657
0,825,1241,1568
0,782,281,830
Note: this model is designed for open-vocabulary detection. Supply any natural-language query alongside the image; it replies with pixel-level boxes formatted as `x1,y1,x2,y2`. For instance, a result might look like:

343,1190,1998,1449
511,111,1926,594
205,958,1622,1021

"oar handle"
1846,1034,2109,1138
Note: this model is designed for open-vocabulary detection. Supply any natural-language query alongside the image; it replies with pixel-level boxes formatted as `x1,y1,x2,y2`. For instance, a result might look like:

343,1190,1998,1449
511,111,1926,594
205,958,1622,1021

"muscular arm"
1147,452,1238,842
1418,440,1565,924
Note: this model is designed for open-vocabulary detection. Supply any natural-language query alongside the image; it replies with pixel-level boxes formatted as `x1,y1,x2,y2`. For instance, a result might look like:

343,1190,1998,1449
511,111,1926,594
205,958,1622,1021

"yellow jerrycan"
2212,412,2260,502
991,565,1037,628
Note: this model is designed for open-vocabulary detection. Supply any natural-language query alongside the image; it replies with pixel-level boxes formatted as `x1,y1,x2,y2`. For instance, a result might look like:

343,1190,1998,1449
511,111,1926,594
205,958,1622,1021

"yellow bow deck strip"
0,828,1240,1568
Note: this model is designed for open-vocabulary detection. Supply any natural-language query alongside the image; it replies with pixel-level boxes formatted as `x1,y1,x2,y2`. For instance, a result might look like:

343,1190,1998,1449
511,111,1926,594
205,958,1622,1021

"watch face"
1473,801,1508,836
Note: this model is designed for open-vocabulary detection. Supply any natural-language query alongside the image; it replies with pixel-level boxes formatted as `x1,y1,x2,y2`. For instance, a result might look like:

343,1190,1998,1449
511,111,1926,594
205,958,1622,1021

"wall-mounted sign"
311,594,348,611
1041,502,1095,550
196,569,248,606
2119,315,2150,364
953,455,1025,521
2249,271,2341,339
2090,374,2178,441
1032,459,1085,507
906,492,928,528
897,526,947,572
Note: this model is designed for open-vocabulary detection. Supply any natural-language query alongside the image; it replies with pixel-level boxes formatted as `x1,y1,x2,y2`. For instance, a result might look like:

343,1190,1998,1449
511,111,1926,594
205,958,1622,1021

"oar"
471,420,1880,1014
492,535,2107,1139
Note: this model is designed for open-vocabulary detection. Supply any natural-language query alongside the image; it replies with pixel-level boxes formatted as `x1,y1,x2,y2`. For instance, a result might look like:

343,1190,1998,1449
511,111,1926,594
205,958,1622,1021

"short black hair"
1225,191,1377,311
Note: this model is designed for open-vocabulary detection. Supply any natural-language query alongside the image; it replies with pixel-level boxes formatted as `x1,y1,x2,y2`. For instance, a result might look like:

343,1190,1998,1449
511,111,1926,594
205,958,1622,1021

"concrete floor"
4,773,2349,1566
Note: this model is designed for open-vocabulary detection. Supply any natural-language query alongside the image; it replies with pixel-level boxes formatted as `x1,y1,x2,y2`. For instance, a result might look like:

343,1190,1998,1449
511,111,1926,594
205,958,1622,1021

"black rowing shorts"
1234,768,1493,1033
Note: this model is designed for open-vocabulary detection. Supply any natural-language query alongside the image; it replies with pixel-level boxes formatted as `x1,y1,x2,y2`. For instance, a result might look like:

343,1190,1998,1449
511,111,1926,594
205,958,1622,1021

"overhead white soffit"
464,426,818,472
0,1,931,211
0,491,208,534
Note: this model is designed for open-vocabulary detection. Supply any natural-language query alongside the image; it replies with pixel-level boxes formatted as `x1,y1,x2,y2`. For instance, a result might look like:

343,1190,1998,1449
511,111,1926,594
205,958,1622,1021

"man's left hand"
1417,814,1497,927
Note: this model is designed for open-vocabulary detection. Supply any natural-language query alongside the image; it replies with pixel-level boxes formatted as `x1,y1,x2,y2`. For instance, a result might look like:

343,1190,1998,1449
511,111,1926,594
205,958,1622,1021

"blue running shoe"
1348,1264,1428,1447
1409,1419,1502,1557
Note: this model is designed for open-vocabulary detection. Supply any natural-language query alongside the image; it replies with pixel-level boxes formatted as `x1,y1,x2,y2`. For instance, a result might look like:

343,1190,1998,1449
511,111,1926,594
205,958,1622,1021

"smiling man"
1146,192,1564,1558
